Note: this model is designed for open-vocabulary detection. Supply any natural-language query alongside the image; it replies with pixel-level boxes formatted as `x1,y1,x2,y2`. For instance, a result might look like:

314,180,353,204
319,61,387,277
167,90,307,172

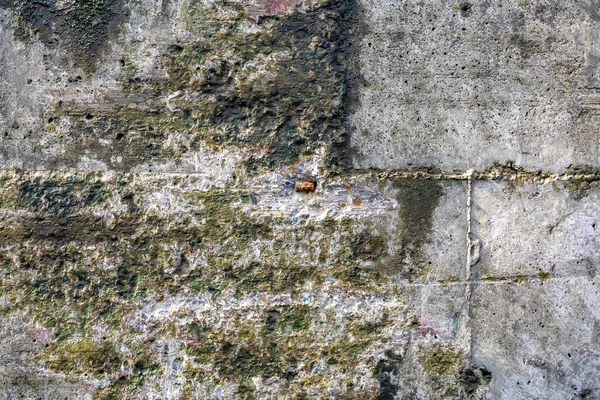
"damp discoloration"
0,169,471,397
38,0,357,173
6,0,127,74
391,179,444,280
10,0,600,397
0,0,362,173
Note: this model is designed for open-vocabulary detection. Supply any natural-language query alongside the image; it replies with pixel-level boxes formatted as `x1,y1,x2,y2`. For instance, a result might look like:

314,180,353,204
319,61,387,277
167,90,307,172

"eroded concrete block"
350,0,600,172
0,170,473,398
0,0,352,173
3,0,596,397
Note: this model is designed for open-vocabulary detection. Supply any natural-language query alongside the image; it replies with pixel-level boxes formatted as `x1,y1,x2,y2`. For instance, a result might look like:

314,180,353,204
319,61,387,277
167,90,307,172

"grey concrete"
1,0,599,397
471,179,600,399
472,179,600,279
413,179,468,283
471,279,600,400
350,0,600,173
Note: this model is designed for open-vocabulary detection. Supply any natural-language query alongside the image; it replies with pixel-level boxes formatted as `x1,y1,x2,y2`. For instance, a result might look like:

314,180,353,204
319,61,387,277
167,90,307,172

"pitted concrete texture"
0,170,481,399
470,179,600,399
472,179,600,280
349,0,600,173
0,0,348,173
0,0,598,398
471,280,600,400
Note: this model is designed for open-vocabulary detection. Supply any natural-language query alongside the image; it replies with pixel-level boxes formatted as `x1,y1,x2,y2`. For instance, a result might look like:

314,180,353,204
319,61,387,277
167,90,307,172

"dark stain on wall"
393,179,444,280
36,0,364,173
4,0,128,73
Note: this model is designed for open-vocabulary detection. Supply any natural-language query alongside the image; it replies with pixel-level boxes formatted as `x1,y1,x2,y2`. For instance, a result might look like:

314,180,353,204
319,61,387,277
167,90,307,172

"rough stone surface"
0,0,598,398
0,169,476,398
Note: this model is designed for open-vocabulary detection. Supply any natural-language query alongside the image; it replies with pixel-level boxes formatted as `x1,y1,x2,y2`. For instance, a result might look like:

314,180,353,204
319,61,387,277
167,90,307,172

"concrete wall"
0,0,599,398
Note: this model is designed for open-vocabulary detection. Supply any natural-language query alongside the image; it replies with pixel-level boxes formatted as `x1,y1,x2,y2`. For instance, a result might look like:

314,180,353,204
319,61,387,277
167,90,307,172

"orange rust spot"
352,197,362,206
295,180,316,193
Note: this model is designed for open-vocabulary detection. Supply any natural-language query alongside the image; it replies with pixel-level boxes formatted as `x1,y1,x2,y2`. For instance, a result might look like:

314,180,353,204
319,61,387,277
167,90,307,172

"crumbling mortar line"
463,169,474,360
388,274,582,288
334,168,600,183
2,169,600,183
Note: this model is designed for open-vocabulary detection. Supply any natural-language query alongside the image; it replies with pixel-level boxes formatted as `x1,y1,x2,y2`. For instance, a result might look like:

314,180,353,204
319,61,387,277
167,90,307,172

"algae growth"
7,0,127,74
32,0,360,173
0,171,411,397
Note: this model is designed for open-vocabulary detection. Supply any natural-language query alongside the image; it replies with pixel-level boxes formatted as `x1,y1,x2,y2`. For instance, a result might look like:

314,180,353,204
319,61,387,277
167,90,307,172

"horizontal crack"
404,273,590,288
3,166,600,182
340,167,600,182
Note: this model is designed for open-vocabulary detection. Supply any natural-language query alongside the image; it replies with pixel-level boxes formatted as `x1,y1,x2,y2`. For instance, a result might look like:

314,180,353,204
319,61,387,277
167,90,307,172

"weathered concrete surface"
0,0,598,398
349,0,600,173
472,179,600,280
0,170,478,398
471,179,600,399
0,0,349,173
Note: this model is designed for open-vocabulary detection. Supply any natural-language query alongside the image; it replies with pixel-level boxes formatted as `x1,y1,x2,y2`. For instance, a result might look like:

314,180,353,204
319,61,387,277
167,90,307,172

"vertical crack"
462,169,475,358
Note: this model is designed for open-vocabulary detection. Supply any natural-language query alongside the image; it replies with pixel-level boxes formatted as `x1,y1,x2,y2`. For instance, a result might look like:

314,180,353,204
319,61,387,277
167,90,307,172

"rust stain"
295,180,316,192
